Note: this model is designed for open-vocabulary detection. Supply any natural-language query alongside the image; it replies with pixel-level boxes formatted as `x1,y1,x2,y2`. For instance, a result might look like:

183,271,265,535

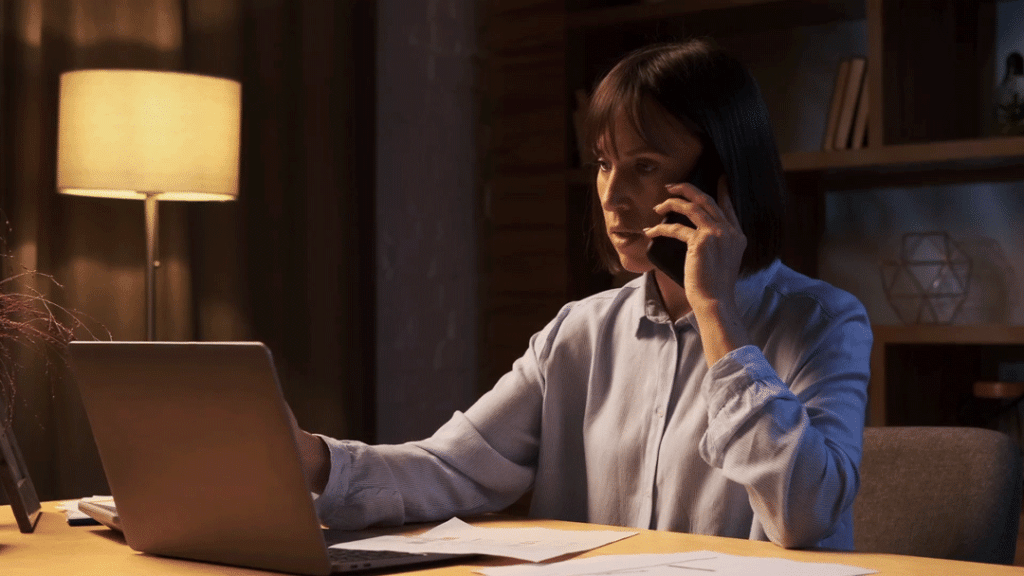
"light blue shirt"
314,259,872,550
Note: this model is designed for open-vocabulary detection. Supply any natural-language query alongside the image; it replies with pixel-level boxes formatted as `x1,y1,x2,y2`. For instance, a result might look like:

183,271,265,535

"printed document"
329,517,637,562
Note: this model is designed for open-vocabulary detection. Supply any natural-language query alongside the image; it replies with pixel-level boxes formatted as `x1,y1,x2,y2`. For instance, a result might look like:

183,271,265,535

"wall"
375,0,479,443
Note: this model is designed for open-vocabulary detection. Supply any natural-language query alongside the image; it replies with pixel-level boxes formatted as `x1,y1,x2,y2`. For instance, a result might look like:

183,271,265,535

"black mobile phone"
646,145,723,288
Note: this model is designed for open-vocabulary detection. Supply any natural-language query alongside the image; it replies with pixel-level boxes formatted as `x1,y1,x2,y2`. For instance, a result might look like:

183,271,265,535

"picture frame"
0,424,41,532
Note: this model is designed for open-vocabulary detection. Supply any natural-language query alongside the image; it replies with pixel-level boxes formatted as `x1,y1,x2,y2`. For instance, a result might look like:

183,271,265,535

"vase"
995,52,1024,136
880,232,973,324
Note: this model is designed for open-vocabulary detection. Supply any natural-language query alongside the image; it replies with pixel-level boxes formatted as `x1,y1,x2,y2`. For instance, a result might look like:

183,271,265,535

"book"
851,73,870,149
834,57,866,150
822,58,851,151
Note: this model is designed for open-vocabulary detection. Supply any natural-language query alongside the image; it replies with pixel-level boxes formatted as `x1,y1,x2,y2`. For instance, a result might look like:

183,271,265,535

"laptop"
68,341,469,575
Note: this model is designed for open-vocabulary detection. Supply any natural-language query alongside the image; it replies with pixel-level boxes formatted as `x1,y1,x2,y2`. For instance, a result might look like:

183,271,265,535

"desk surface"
3,503,1022,575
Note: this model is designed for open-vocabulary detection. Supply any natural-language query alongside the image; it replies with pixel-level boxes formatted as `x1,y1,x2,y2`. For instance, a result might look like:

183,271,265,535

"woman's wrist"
299,431,331,494
693,297,751,367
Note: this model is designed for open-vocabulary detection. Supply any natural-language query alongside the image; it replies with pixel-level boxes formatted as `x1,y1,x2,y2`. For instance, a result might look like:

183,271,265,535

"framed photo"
0,424,41,532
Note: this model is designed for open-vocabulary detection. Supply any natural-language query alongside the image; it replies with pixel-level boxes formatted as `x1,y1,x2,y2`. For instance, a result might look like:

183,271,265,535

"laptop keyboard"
327,547,424,569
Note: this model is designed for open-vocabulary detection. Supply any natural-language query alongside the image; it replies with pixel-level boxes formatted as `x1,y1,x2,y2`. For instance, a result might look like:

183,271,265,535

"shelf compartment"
869,324,1024,426
878,0,997,146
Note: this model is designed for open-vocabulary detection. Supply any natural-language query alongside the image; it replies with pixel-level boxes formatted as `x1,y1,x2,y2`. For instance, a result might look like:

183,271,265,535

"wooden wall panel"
487,175,569,229
478,1,567,392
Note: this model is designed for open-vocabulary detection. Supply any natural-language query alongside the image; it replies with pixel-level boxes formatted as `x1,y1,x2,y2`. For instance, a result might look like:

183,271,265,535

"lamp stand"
144,194,159,341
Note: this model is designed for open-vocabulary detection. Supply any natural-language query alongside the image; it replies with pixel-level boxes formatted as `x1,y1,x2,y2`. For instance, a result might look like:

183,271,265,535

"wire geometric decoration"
880,232,973,324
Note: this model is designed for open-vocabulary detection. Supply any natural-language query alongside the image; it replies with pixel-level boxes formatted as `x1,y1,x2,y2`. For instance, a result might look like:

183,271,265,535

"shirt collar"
639,271,672,324
632,258,782,330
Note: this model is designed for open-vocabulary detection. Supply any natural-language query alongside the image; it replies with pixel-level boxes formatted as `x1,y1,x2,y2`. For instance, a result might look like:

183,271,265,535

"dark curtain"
184,0,377,445
0,0,375,501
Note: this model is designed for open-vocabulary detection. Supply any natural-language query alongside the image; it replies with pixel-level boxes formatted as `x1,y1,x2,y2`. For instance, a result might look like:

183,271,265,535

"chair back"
854,426,1022,564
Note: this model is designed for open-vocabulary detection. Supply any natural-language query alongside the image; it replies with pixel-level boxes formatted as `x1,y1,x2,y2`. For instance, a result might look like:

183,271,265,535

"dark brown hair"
584,39,787,277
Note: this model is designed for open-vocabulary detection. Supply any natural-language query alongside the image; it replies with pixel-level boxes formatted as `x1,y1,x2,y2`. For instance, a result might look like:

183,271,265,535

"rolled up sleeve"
699,303,871,549
311,307,568,529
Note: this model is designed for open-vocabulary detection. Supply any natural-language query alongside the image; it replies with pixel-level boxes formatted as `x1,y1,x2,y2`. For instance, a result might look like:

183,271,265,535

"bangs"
583,60,704,161
583,69,648,160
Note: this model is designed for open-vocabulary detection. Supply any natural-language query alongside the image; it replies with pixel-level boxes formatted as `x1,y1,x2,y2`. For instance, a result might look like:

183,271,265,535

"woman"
292,38,872,550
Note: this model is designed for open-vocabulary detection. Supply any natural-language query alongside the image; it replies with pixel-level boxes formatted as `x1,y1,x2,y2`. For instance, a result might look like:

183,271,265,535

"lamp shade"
57,70,241,201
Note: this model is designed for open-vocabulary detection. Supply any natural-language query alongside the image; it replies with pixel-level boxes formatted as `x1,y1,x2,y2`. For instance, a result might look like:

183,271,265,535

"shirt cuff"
311,434,351,514
703,345,778,413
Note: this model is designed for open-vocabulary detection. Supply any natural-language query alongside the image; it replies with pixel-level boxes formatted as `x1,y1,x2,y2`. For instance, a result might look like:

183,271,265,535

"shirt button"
656,408,665,418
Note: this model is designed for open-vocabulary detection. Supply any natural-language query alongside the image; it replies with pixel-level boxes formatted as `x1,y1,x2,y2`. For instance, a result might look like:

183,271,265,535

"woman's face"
595,108,703,273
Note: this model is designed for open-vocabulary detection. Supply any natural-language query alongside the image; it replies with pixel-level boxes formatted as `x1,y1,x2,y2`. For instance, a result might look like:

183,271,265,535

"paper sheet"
475,551,877,576
329,517,637,562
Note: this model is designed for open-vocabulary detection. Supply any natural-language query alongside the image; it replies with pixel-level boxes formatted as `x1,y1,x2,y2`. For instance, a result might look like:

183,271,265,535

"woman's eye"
636,160,657,173
595,159,611,172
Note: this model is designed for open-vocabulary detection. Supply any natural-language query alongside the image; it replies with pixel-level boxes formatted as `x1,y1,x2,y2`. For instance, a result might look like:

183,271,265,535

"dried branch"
0,265,99,433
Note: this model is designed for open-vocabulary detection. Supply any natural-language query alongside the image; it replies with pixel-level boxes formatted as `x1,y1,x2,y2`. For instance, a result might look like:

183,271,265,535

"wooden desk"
3,502,1022,575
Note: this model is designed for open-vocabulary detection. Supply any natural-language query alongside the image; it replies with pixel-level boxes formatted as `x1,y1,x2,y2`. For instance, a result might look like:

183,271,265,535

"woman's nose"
599,170,632,210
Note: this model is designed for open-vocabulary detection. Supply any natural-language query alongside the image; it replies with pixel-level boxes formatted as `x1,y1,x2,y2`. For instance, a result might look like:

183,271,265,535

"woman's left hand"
644,177,752,367
644,176,747,310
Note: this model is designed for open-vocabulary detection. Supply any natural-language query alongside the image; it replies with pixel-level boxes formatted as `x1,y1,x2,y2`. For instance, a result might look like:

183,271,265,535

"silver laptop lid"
69,341,332,576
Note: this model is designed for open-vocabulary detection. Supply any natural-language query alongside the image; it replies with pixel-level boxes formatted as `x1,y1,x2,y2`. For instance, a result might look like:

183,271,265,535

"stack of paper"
330,518,876,576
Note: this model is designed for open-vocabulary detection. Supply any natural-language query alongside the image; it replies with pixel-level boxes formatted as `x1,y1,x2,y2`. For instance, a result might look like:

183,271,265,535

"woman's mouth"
610,231,647,246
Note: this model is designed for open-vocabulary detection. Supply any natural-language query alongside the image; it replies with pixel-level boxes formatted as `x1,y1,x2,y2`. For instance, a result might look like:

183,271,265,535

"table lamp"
56,70,241,340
